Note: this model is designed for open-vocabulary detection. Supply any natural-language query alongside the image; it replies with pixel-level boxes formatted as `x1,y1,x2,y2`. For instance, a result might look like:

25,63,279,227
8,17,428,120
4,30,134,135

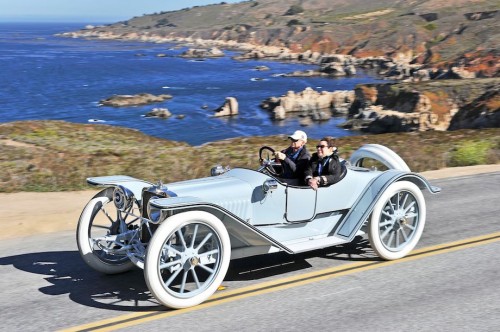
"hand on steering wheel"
258,146,282,176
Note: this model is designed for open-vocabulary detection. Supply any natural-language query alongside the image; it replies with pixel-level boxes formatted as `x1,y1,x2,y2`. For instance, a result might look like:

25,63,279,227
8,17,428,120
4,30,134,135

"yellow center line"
60,231,500,332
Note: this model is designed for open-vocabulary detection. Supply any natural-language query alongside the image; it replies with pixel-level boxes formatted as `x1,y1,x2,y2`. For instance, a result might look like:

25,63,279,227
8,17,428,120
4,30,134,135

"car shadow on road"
0,237,378,312
226,235,379,281
0,250,163,312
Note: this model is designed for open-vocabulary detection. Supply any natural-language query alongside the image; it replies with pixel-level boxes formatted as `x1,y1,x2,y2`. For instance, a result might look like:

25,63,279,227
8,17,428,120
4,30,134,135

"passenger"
274,130,311,185
304,136,342,190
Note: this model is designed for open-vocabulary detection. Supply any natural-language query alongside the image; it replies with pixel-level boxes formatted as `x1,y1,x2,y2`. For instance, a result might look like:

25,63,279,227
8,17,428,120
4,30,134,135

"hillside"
64,0,499,76
1,121,498,192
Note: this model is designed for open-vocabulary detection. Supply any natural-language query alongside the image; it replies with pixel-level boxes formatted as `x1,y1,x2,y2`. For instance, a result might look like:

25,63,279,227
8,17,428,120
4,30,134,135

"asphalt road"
0,172,499,332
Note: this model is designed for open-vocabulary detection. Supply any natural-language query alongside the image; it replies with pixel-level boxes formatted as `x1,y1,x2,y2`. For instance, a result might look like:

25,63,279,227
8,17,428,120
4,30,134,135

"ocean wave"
162,86,186,90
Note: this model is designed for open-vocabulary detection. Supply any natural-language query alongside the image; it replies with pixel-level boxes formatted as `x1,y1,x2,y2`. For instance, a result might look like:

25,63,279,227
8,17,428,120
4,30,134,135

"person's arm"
295,149,310,176
278,147,302,172
304,158,320,190
317,157,341,186
281,156,297,172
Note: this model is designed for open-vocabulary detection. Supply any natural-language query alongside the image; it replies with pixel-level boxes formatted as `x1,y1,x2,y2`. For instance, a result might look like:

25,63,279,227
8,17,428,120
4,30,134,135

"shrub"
287,19,302,26
156,18,169,26
424,23,436,31
448,140,492,166
285,5,304,16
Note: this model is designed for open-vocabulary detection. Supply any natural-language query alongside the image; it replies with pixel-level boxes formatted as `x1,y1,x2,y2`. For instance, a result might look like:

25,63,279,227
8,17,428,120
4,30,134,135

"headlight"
147,203,161,223
147,198,167,224
210,165,230,176
113,186,133,210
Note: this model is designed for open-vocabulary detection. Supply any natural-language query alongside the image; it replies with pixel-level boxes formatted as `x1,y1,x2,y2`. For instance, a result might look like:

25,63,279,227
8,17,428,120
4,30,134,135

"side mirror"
263,179,278,194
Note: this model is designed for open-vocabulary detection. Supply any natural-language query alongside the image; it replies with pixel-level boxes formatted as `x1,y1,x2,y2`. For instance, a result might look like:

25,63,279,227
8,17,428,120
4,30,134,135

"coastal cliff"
59,0,498,76
58,0,499,132
343,78,500,133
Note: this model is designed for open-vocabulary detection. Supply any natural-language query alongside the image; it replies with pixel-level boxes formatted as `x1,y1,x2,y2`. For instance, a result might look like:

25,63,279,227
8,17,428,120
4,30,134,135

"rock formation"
448,90,500,130
180,47,224,58
145,108,172,118
261,87,354,121
100,93,172,107
341,78,500,133
213,97,239,117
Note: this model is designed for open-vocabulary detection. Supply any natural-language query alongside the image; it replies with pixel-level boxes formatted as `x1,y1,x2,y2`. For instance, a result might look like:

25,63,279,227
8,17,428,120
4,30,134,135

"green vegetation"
284,5,304,16
423,23,437,31
287,19,302,26
449,140,494,166
0,121,498,193
156,18,170,27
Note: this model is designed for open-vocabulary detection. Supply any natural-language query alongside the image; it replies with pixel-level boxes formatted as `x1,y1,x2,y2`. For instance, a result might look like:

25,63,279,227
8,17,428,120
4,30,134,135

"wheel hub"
390,210,407,231
190,256,200,266
181,249,200,271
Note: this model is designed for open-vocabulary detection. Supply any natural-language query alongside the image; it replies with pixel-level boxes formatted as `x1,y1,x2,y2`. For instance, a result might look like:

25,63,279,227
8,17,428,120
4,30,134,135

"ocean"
0,22,388,145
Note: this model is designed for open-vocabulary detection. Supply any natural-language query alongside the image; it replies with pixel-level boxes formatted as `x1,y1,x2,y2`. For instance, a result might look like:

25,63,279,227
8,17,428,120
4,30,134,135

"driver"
274,130,311,185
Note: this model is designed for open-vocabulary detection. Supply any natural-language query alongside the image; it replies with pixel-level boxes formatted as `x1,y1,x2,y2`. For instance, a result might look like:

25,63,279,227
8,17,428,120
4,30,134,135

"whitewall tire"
144,211,231,309
77,194,135,274
368,181,426,260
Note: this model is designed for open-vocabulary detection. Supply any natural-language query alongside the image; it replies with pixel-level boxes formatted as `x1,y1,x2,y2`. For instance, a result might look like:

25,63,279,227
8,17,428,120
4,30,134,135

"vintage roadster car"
77,144,440,309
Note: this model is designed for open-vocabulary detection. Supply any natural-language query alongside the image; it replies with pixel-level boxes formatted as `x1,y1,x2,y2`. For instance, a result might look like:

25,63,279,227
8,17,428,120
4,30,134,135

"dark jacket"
304,152,341,187
280,145,311,184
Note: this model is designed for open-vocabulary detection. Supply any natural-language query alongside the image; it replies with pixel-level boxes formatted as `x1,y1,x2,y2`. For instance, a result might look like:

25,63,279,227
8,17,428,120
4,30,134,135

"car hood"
164,170,257,217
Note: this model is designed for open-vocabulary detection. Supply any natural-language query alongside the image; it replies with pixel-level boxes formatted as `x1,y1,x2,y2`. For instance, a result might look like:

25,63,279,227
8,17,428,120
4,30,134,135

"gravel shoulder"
1,164,498,240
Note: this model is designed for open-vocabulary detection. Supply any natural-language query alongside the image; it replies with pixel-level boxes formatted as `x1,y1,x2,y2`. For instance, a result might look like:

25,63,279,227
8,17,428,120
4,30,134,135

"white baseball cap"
288,130,307,142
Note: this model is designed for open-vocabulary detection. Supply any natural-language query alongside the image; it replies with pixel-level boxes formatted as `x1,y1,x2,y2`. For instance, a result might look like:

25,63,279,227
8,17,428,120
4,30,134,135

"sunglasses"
290,138,299,142
316,145,329,149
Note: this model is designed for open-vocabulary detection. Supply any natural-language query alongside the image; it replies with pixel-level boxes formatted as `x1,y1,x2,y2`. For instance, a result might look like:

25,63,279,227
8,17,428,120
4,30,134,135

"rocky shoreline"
57,3,499,134
59,27,479,82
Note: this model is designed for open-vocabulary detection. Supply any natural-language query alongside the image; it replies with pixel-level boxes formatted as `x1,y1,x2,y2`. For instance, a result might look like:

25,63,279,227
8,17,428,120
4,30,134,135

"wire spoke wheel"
368,181,426,260
77,189,138,274
161,223,221,296
145,211,230,309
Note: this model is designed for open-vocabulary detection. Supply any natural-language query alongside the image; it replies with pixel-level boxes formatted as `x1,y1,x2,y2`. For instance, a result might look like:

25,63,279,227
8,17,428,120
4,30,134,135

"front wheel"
368,181,426,260
144,211,231,309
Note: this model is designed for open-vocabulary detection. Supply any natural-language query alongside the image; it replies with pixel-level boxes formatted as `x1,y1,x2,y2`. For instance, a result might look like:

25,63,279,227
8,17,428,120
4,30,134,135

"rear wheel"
368,181,426,260
77,190,136,274
144,211,231,309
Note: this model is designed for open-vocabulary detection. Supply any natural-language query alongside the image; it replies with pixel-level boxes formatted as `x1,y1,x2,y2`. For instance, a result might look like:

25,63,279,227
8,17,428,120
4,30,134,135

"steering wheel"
258,146,282,176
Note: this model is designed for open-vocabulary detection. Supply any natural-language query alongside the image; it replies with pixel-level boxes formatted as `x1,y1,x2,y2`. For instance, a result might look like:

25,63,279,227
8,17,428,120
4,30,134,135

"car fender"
349,144,410,171
149,196,293,259
335,170,440,241
86,175,154,203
